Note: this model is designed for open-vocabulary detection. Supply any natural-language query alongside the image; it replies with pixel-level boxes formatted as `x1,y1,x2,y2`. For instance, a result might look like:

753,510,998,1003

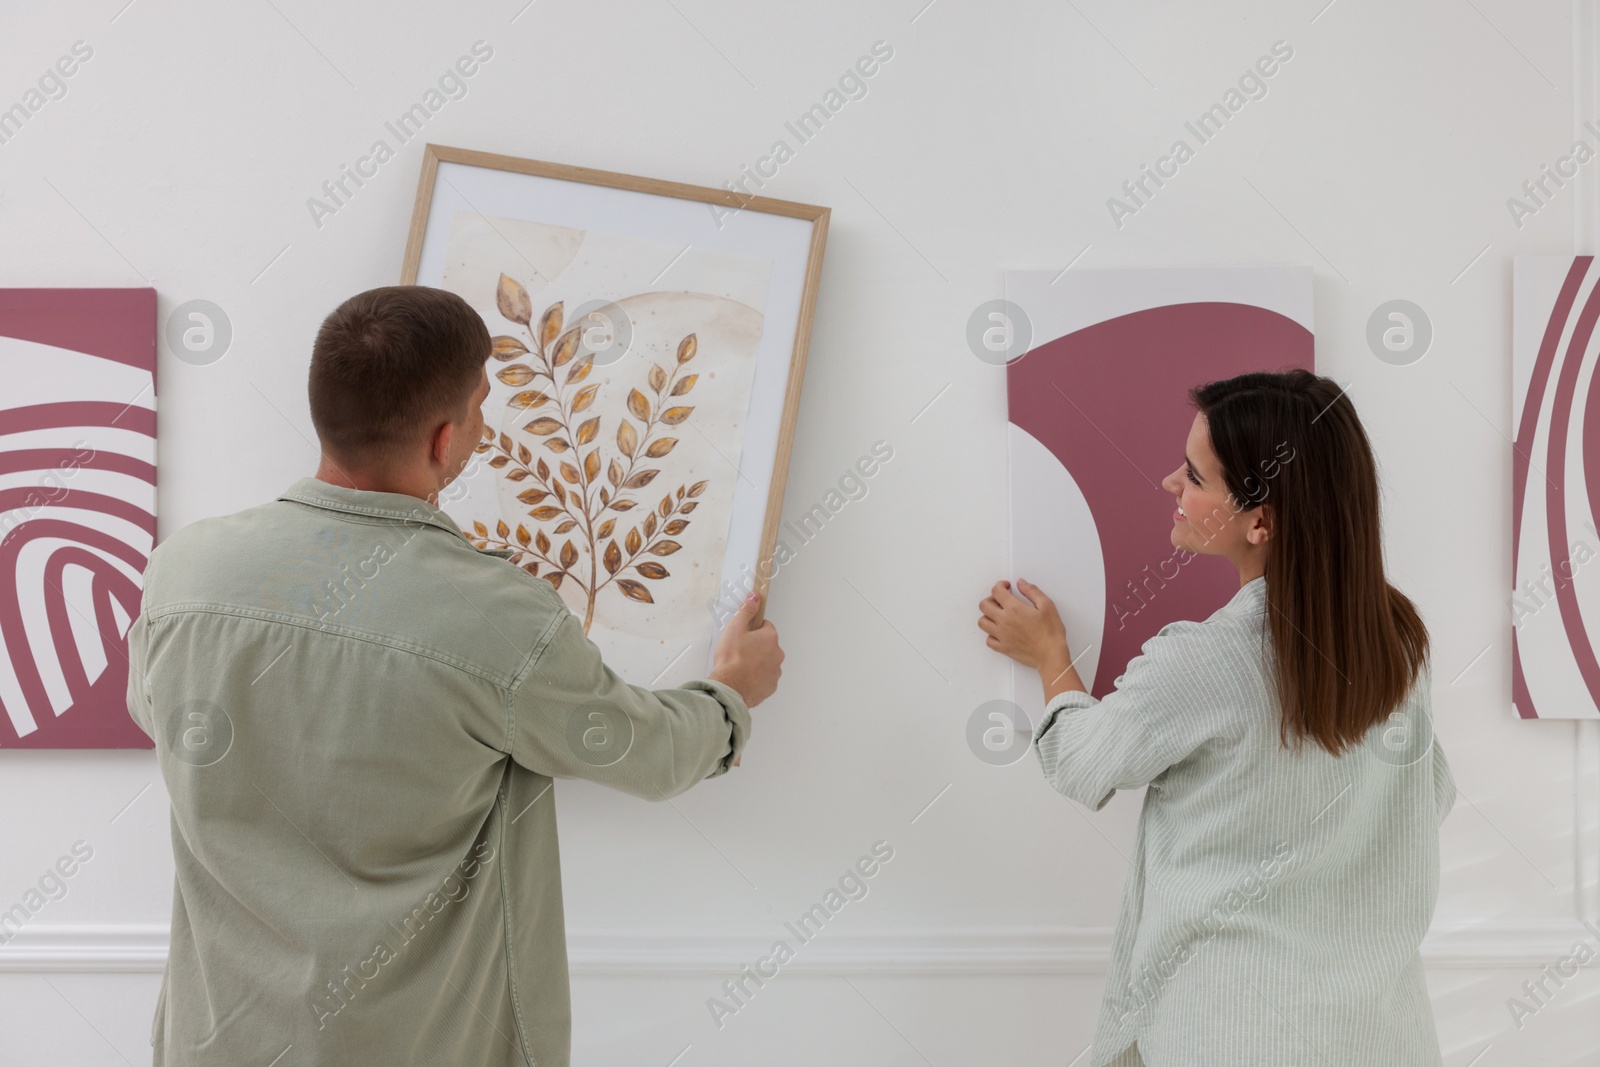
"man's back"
129,476,751,1066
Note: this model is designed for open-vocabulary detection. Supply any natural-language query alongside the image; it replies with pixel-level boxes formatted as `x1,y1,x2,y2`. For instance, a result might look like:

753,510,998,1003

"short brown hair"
308,286,489,465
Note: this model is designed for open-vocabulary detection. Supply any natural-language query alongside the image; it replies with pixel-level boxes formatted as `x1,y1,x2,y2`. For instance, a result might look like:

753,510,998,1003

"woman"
978,369,1454,1067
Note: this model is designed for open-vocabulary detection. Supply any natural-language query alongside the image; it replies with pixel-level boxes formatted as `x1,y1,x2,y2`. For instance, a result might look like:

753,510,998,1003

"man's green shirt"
127,477,750,1066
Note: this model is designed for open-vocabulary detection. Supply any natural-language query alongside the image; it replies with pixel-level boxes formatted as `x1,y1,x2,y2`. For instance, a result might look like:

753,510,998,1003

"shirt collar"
276,477,468,543
1219,574,1268,618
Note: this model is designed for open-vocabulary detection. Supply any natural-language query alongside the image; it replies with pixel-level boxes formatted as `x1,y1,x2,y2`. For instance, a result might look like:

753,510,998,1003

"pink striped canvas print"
1512,256,1600,720
0,289,156,748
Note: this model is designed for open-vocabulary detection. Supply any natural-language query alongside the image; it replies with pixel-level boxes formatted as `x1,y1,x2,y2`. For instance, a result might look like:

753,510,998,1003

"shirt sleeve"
125,607,154,741
1421,660,1455,826
1430,737,1456,826
505,604,751,800
1032,621,1219,811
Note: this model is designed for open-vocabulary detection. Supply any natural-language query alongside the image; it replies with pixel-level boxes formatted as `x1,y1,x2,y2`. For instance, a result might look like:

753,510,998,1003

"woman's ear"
1247,502,1275,545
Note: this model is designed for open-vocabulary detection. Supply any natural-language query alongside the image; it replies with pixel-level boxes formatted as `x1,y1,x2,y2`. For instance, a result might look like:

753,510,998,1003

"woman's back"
1035,575,1455,1067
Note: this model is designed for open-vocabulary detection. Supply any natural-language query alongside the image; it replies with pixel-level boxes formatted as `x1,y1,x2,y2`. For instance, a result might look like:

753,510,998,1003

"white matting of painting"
410,162,817,683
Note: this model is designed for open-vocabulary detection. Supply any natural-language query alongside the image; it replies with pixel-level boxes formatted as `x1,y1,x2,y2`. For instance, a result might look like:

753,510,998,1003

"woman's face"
1161,412,1271,559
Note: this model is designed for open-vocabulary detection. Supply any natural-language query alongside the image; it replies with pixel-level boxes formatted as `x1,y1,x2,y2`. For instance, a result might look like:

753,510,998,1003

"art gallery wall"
1,0,1597,1064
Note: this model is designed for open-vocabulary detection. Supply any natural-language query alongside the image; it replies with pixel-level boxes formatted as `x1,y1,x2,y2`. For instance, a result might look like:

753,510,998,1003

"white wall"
1,0,1598,1063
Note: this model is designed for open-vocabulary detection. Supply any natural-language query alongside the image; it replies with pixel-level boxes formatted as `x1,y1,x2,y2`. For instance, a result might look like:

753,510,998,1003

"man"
127,285,782,1066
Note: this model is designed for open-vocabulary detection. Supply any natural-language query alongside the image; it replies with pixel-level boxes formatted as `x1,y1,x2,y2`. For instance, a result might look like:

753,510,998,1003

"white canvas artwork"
1511,255,1600,719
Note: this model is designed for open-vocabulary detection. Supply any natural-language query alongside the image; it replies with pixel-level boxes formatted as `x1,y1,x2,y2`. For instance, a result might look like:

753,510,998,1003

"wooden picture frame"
399,144,828,686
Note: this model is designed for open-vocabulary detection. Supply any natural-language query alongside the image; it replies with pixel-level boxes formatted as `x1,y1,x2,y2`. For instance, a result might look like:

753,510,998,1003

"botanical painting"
438,213,771,640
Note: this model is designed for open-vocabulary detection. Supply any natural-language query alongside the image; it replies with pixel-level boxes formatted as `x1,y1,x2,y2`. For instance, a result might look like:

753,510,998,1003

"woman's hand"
979,579,1087,701
978,579,1071,670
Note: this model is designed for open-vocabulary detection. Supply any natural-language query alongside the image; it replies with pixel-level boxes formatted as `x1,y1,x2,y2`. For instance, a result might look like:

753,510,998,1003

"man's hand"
709,589,783,708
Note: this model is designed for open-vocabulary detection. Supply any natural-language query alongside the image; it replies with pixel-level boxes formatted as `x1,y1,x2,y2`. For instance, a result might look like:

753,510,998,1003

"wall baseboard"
0,920,1592,975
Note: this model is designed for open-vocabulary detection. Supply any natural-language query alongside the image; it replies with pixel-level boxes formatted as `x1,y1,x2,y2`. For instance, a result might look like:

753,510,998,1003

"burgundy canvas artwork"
1005,267,1313,714
0,289,156,748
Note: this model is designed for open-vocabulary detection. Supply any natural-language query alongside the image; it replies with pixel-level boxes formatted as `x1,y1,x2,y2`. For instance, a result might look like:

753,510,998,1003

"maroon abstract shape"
0,289,156,371
43,546,142,708
0,447,155,485
1512,258,1592,719
0,519,150,747
0,400,156,439
1007,302,1312,698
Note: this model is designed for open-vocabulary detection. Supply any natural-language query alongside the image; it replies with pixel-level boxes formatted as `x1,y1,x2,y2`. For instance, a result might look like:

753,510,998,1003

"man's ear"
429,419,454,471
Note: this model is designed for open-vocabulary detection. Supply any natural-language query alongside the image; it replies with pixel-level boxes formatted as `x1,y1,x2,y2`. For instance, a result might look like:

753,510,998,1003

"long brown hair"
1189,369,1429,756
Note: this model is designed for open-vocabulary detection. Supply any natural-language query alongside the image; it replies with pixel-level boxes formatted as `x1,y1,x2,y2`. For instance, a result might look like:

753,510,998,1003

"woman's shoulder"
1143,602,1264,656
1123,601,1273,717
1121,614,1266,708
1134,617,1209,662
1138,579,1267,642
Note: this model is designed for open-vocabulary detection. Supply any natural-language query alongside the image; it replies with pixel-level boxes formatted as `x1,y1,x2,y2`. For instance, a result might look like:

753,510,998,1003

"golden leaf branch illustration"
465,273,710,633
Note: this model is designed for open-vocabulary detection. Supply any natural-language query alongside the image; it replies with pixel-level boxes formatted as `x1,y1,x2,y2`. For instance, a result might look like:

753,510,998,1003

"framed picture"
1511,255,1600,719
400,144,828,683
0,288,157,749
1004,266,1313,724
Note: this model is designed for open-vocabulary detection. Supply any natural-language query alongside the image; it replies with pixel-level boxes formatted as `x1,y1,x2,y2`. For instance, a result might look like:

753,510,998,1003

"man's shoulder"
436,538,572,624
146,492,569,635
147,497,291,580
